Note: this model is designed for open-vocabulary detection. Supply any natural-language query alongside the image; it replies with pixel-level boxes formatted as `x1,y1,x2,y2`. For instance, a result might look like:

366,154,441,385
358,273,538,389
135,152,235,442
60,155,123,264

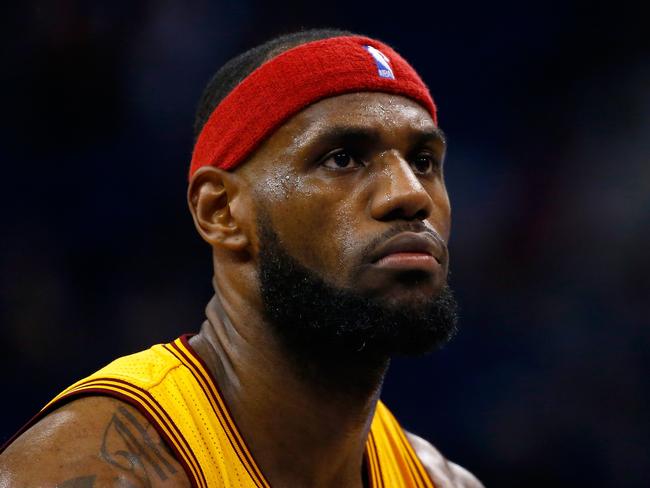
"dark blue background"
2,1,648,486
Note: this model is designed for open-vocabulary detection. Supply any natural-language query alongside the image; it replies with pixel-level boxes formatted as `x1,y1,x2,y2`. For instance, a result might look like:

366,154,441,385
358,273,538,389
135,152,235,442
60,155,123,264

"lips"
370,231,445,267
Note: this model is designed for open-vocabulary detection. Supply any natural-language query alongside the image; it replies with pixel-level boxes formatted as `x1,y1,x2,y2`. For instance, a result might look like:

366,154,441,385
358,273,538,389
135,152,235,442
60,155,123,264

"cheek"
256,175,361,281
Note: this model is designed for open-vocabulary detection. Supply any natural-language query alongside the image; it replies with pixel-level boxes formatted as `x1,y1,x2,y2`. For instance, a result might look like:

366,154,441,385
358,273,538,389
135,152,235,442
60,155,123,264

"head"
188,29,457,365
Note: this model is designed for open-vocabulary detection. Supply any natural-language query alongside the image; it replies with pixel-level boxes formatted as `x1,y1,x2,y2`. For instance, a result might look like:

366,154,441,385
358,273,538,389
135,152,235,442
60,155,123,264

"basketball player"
0,30,484,487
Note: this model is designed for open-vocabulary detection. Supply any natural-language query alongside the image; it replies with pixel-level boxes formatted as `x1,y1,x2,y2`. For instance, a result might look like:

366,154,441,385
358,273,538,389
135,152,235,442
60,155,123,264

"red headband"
189,36,437,177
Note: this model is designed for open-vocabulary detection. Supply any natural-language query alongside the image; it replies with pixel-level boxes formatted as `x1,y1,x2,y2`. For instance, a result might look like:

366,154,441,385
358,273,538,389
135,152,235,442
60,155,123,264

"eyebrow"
417,127,447,146
307,124,447,149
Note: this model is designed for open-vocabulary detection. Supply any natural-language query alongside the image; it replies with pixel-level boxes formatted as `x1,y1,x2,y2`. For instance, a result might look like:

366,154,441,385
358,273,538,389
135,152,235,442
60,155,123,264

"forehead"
288,92,436,135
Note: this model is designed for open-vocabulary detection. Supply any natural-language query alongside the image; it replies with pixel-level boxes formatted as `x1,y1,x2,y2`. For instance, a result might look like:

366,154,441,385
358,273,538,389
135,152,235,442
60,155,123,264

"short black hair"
193,28,355,141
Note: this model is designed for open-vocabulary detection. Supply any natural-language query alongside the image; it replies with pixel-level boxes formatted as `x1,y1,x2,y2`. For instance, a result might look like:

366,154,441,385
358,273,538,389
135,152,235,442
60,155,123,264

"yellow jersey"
14,336,435,487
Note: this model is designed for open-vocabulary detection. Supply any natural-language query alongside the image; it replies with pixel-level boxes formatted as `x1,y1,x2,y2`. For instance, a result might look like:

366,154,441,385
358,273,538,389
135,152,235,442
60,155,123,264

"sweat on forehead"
189,36,437,178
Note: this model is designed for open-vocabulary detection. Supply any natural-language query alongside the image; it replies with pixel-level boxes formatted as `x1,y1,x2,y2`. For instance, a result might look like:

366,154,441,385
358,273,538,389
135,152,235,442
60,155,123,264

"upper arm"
405,431,485,488
0,396,190,488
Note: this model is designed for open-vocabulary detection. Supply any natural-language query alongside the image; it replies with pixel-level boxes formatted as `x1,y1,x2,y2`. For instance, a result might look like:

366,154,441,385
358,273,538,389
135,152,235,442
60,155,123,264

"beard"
257,217,459,372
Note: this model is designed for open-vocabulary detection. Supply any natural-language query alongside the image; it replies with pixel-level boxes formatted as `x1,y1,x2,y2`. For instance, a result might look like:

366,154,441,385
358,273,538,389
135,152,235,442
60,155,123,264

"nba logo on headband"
365,45,395,79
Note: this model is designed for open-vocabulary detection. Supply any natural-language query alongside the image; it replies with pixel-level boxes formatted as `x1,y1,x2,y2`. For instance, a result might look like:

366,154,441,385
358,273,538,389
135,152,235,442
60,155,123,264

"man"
0,29,483,487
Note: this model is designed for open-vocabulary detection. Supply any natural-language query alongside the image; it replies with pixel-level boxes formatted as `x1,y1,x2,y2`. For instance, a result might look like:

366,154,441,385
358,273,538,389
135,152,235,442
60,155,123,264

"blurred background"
1,1,648,486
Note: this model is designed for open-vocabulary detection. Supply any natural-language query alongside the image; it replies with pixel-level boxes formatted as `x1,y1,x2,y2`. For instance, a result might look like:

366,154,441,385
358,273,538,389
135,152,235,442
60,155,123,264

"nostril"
379,208,406,222
379,207,428,222
413,209,428,221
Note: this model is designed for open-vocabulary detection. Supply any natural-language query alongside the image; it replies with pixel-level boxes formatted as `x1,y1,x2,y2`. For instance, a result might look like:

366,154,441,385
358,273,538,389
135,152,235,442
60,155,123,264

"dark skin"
0,93,482,487
0,396,189,487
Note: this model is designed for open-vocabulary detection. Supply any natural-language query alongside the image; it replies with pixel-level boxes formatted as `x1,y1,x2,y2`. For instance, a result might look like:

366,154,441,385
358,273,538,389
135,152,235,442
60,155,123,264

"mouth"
370,231,445,272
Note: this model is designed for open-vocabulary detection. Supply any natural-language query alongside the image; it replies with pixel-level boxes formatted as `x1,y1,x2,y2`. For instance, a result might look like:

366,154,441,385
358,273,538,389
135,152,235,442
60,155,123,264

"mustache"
358,221,447,263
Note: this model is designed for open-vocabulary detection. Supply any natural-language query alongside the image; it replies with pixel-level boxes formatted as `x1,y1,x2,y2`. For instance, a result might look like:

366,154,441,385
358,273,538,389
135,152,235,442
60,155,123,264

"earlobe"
187,167,250,251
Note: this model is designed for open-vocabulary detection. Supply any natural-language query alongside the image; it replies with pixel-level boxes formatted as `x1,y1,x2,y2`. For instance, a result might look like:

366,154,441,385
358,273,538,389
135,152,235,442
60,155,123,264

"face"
240,92,451,307
211,92,460,365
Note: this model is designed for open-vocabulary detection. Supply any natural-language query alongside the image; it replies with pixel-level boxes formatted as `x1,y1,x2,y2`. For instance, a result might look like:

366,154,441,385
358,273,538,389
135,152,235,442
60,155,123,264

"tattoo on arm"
99,406,178,485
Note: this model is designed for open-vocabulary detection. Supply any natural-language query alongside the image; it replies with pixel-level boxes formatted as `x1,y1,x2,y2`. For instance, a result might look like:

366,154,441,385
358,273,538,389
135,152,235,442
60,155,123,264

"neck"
190,281,389,488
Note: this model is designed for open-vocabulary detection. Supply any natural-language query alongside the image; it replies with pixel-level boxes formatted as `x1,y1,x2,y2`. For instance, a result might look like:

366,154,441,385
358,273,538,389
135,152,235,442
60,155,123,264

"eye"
411,153,440,175
321,150,362,170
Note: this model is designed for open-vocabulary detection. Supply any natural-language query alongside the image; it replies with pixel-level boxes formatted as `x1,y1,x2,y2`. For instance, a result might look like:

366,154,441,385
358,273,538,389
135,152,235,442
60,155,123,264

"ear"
187,166,250,251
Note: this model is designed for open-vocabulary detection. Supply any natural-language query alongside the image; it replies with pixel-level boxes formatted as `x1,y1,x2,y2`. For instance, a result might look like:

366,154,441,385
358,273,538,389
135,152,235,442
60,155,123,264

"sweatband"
189,35,437,177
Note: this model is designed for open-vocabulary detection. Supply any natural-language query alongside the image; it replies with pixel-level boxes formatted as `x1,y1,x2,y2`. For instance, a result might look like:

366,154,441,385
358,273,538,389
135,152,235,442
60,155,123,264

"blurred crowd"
1,1,648,486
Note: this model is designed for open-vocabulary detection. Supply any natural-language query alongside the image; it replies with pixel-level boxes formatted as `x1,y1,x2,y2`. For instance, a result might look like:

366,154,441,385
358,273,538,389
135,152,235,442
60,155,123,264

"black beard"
257,218,459,377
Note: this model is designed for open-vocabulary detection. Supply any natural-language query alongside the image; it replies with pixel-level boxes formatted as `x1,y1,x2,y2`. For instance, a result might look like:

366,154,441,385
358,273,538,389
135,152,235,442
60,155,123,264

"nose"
369,152,433,222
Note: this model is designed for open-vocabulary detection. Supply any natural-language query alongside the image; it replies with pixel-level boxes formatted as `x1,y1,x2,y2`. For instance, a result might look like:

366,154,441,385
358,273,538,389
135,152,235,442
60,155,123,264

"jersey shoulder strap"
368,401,436,487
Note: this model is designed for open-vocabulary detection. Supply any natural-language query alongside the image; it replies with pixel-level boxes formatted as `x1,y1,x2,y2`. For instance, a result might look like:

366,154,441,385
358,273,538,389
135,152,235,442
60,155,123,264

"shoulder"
405,431,485,488
0,396,190,488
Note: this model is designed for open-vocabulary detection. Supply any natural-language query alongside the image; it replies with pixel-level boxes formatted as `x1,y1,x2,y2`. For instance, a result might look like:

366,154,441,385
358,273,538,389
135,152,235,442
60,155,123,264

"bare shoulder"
0,396,190,487
406,431,485,488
